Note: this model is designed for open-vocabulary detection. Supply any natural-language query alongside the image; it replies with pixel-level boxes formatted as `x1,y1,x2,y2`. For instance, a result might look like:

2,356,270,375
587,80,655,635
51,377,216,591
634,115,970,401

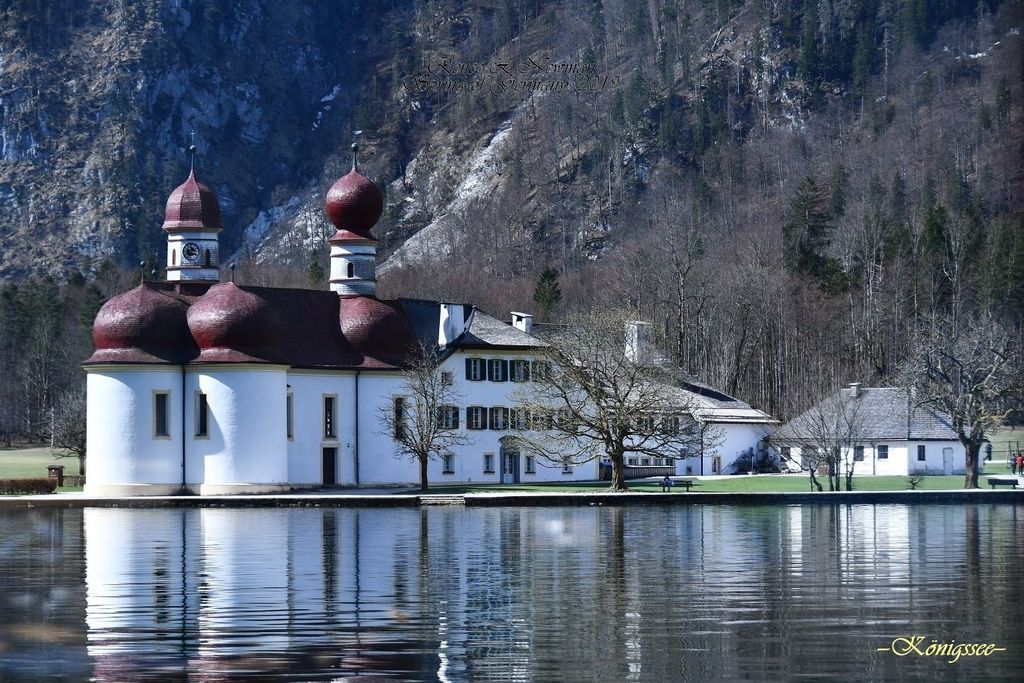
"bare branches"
512,310,705,491
902,314,1023,488
377,344,471,491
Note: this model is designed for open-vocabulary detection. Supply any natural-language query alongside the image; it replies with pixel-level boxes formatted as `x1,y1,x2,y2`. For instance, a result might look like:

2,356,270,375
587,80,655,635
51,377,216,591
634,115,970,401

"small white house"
772,384,970,476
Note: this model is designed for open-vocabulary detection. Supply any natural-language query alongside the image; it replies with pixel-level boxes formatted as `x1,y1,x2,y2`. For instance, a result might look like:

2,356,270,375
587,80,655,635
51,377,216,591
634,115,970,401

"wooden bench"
673,479,694,492
988,477,1020,489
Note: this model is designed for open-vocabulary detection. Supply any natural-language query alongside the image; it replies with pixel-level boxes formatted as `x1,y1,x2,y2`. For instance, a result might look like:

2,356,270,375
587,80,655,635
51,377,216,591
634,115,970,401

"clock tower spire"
162,140,222,283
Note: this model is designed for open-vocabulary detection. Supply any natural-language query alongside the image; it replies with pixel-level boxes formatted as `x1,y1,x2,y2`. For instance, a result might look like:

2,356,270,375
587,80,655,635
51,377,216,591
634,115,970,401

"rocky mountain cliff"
1,0,1021,299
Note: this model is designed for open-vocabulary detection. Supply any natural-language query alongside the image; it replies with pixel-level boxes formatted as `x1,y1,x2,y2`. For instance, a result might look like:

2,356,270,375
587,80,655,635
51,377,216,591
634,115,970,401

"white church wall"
192,366,290,494
287,372,357,486
85,368,184,496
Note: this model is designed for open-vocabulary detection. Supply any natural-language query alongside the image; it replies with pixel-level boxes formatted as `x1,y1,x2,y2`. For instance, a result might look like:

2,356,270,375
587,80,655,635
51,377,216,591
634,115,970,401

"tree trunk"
419,455,429,492
78,454,86,476
808,468,823,492
609,452,628,492
963,440,980,489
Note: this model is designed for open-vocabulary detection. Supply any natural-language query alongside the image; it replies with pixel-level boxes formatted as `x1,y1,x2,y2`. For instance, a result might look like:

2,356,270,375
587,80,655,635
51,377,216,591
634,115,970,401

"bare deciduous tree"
774,387,867,492
49,385,87,476
378,345,470,492
903,315,1023,488
512,310,704,491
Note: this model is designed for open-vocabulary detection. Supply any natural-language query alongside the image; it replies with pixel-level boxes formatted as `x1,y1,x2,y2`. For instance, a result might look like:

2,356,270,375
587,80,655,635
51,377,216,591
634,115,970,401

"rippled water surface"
1,503,1023,681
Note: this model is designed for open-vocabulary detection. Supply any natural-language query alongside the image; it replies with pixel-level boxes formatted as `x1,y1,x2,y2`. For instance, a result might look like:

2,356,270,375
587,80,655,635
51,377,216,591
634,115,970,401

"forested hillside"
0,0,1021,443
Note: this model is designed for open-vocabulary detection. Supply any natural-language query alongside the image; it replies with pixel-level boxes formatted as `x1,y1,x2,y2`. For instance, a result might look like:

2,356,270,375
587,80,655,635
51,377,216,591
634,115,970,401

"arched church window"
171,250,176,266
347,263,354,278
204,249,211,267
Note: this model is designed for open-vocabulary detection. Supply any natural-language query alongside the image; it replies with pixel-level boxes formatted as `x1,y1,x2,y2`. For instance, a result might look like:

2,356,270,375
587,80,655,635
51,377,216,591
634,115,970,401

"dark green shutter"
465,358,472,379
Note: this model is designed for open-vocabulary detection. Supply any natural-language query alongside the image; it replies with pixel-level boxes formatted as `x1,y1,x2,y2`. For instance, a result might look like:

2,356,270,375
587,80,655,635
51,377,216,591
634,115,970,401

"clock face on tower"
182,242,201,263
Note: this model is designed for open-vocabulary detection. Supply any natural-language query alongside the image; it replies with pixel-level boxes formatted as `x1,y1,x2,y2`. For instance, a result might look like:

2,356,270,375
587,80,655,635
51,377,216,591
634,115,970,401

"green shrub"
0,478,58,495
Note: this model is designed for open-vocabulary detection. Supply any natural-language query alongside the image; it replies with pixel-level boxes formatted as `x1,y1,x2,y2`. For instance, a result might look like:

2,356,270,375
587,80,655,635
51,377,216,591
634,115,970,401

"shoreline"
1,488,1022,509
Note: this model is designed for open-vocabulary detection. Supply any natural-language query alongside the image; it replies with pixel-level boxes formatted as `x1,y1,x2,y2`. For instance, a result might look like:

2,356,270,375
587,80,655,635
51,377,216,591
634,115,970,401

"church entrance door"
322,447,337,487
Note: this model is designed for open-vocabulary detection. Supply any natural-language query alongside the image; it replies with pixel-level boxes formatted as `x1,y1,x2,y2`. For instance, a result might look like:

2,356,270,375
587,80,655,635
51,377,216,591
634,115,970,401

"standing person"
1013,453,1018,475
1016,452,1024,477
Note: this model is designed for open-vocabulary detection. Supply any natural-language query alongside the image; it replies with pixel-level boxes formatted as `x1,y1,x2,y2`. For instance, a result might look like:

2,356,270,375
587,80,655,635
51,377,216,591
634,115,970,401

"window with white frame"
511,359,530,382
854,446,864,462
510,408,529,430
286,393,294,440
323,395,337,439
437,405,459,429
488,359,508,382
561,459,573,474
531,360,551,381
878,445,889,460
489,407,509,430
628,457,638,465
525,455,536,474
442,453,455,474
917,445,926,461
195,392,209,437
483,453,495,473
154,391,170,438
441,370,454,387
466,406,486,430
466,358,485,381
393,397,407,440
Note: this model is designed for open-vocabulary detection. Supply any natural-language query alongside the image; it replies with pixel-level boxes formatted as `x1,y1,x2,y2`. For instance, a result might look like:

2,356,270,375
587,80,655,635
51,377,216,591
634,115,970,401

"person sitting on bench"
661,475,673,493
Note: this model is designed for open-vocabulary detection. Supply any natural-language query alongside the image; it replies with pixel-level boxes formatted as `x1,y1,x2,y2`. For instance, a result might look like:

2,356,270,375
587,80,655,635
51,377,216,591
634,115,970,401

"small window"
510,359,530,382
525,455,536,474
641,457,650,466
442,453,455,474
510,408,529,430
437,405,459,429
441,371,454,387
286,393,294,440
483,453,495,474
854,446,864,462
466,358,485,381
324,395,337,439
531,360,550,381
917,445,926,462
347,262,354,278
195,393,209,437
662,415,681,434
154,392,170,438
171,249,177,266
466,406,486,430
561,460,573,474
393,397,406,440
489,407,508,430
488,359,508,382
878,445,889,460
204,249,211,267
628,457,638,466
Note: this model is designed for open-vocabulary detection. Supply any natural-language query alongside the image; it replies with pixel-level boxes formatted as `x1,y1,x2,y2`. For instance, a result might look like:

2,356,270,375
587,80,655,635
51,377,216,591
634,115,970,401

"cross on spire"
351,142,359,171
189,130,197,171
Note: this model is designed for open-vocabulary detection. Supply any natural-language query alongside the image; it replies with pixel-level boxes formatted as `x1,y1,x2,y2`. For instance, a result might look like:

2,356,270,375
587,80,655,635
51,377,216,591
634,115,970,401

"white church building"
84,152,776,495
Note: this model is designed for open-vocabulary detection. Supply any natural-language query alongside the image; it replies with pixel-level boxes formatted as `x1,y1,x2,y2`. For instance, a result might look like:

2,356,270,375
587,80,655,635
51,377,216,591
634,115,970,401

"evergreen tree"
783,176,839,288
829,164,848,218
307,252,325,288
799,0,820,86
532,267,562,319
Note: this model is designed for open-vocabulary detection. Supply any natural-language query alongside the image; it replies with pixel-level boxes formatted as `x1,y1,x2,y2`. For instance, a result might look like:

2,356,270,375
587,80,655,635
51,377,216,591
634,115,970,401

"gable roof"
451,309,544,349
775,386,959,443
663,378,778,425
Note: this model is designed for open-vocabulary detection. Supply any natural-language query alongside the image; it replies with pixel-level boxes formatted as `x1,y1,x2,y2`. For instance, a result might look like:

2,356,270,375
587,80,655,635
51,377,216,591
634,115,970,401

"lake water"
1,503,1022,681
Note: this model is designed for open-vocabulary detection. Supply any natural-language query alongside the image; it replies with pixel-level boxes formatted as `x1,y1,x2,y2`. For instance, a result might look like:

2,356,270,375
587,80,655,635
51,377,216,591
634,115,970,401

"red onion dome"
187,283,283,363
162,169,223,231
86,283,196,364
325,167,383,238
339,296,416,364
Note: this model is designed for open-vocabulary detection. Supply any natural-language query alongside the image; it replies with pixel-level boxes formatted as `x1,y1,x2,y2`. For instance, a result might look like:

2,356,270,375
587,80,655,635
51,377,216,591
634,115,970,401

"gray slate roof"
775,386,958,442
452,309,544,349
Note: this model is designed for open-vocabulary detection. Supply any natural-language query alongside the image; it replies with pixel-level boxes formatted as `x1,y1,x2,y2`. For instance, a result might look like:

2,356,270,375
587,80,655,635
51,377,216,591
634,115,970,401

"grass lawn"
430,473,984,495
0,446,84,492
